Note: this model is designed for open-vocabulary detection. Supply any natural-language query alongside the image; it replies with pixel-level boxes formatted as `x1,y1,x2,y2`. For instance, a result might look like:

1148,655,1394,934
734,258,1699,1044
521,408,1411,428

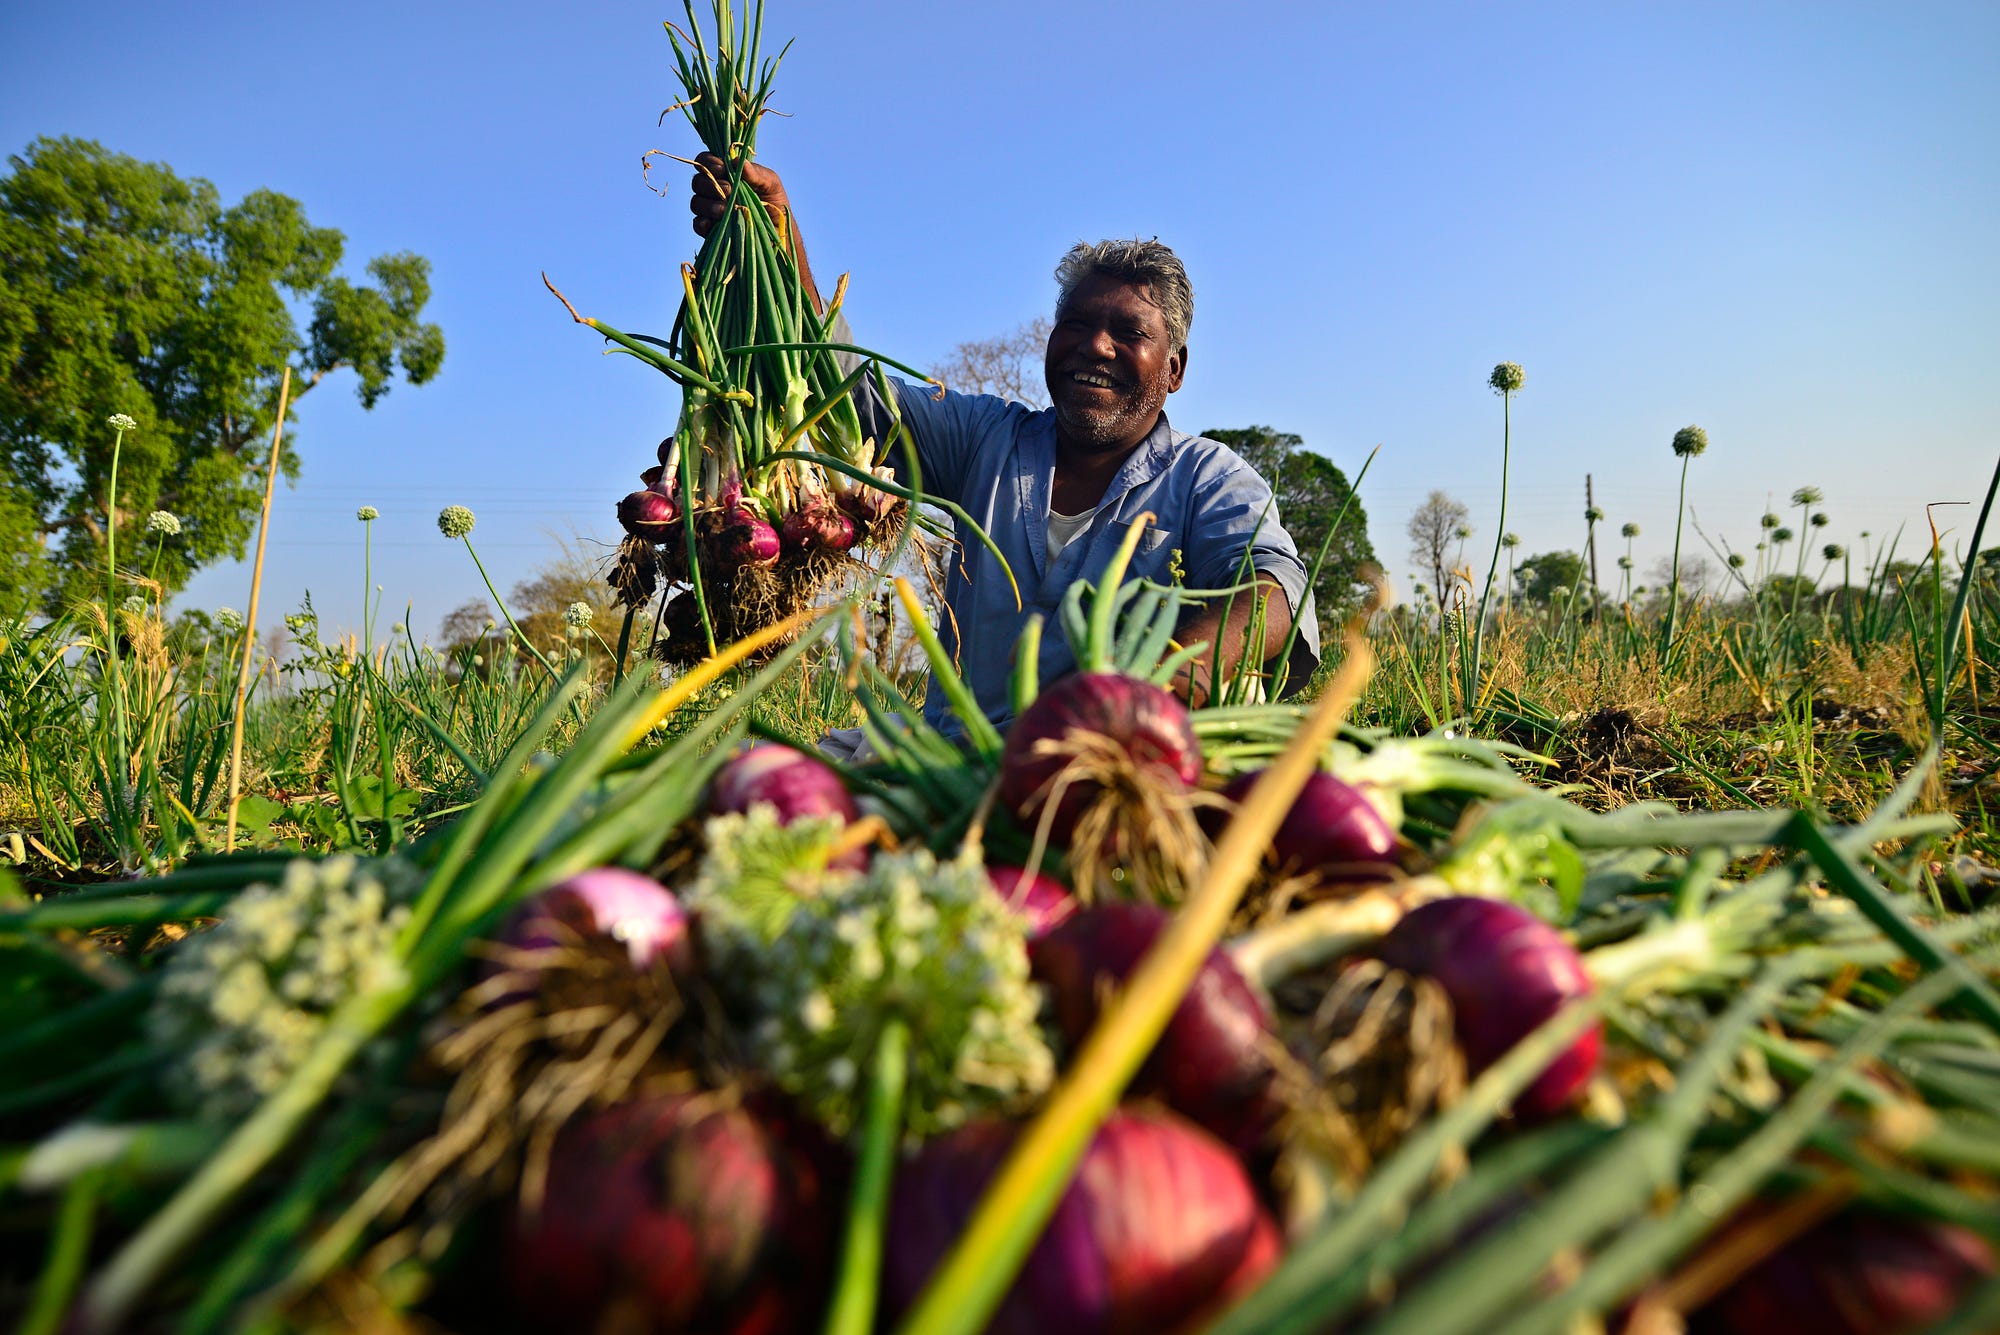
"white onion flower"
146,511,180,536
437,505,476,539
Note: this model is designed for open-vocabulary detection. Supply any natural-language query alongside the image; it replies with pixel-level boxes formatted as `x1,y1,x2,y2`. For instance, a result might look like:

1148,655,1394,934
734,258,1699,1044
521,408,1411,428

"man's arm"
1172,577,1296,708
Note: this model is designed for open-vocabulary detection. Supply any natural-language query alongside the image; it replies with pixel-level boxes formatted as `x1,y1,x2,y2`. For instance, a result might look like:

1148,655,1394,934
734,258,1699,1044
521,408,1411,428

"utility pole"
1585,473,1601,596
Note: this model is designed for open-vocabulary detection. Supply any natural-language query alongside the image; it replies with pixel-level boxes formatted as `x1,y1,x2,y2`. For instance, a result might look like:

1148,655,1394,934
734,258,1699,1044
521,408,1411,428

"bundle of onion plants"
548,0,1000,666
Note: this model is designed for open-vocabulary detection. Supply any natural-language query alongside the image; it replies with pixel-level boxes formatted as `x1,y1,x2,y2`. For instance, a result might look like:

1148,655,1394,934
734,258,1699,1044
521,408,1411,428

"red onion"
657,435,677,468
836,484,895,527
1695,1210,1995,1335
499,867,692,975
1375,897,1599,1118
1032,903,1276,1154
780,504,857,555
1210,768,1398,878
618,488,680,541
506,1094,793,1331
723,510,782,567
986,865,1077,939
886,1107,1276,1335
999,673,1202,844
711,743,859,825
710,743,866,870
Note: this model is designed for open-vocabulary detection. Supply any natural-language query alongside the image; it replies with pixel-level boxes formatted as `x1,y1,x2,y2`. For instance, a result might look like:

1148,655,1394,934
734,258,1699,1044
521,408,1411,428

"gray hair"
1053,238,1194,354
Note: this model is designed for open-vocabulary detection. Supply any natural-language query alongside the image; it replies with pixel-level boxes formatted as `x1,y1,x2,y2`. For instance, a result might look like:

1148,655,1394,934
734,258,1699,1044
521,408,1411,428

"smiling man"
690,156,1319,738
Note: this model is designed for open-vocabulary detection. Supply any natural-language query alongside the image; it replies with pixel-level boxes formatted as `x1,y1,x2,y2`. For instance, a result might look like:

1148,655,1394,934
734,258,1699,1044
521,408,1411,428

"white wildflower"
107,413,138,432
146,510,181,536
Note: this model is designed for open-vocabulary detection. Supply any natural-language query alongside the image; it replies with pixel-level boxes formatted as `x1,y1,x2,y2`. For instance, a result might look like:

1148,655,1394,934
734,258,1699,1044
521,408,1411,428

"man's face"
1044,272,1187,456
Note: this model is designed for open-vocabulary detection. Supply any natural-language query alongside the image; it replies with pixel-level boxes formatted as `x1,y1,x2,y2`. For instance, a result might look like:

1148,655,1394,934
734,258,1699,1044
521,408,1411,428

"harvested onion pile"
9,545,2000,1335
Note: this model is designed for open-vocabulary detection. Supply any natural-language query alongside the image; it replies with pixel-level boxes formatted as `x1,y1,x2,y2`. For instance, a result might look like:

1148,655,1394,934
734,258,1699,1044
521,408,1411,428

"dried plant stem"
225,365,292,853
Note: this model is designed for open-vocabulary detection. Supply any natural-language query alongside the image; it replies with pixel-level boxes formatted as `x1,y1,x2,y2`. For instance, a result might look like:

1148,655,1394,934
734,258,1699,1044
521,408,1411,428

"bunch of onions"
885,1107,1277,1335
1374,896,1600,1117
986,865,1077,939
505,1094,808,1332
557,0,934,664
1207,767,1399,882
1692,1210,1995,1335
1032,903,1277,1154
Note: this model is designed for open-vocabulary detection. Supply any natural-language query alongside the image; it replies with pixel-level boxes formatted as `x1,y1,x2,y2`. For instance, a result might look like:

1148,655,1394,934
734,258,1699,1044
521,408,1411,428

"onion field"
7,4,2000,1333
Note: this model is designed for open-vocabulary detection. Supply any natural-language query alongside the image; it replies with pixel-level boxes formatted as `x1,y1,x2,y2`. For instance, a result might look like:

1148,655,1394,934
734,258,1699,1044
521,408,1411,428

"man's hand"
688,151,789,238
688,151,821,309
1171,577,1296,708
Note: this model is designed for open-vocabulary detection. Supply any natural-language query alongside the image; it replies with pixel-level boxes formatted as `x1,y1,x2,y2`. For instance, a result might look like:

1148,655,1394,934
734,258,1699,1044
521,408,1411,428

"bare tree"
932,316,1053,408
1408,490,1470,612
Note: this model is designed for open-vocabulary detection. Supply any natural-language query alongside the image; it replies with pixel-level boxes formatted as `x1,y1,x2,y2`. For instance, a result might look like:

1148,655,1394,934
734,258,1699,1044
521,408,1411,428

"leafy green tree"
0,136,445,614
1514,550,1584,606
1203,425,1380,623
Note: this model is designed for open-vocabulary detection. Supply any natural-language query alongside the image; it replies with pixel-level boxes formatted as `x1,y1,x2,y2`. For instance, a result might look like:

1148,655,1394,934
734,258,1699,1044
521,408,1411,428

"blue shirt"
853,377,1321,734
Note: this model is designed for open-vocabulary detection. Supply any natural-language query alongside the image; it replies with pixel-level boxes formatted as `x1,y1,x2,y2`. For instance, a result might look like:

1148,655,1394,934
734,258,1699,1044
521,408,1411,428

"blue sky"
5,1,1996,639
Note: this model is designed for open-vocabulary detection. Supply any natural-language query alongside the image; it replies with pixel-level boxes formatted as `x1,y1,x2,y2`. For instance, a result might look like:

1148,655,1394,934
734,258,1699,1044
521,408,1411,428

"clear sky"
5,1,1996,639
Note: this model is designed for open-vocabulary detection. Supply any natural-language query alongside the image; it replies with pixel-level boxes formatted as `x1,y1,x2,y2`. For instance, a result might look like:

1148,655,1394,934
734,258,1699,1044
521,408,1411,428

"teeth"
1071,372,1115,388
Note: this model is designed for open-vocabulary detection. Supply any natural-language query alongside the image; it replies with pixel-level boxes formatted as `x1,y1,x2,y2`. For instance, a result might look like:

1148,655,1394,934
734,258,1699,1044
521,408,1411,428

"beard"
1048,373,1170,454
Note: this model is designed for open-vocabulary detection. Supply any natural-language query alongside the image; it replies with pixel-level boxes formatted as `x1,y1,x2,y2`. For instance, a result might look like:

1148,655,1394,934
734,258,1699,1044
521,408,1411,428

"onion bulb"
1375,896,1599,1117
505,1094,799,1331
498,867,691,976
999,672,1202,846
1032,902,1276,1153
1210,767,1398,880
710,743,865,871
618,489,680,541
1695,1209,1995,1335
986,865,1077,939
711,744,859,826
780,504,858,555
885,1107,1276,1335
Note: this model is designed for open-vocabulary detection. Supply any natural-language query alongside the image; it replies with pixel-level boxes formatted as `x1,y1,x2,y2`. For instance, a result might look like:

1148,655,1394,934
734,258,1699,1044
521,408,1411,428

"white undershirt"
1046,504,1100,564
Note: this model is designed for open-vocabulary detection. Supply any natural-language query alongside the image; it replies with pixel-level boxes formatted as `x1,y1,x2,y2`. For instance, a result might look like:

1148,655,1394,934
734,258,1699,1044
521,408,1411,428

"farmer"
689,156,1320,745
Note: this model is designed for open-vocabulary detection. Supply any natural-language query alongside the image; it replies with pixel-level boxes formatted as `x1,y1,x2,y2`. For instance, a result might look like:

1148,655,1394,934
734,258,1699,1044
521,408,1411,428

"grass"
5,461,1998,899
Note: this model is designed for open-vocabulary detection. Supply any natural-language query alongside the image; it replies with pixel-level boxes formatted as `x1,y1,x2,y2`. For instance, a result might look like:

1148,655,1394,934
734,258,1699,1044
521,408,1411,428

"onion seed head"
1375,896,1599,1117
1032,902,1276,1153
438,504,476,539
1672,425,1709,458
1488,362,1526,394
886,1108,1275,1335
999,672,1201,846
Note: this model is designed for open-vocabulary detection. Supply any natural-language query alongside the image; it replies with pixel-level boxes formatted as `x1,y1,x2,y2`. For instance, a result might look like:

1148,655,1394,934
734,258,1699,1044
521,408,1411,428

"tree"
932,317,1052,408
1202,425,1379,623
1407,490,1470,611
0,137,445,614
1514,550,1584,606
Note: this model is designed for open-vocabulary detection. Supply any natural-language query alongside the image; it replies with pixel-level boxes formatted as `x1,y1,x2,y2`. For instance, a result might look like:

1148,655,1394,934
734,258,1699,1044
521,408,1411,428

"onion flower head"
691,827,1054,1138
148,855,416,1122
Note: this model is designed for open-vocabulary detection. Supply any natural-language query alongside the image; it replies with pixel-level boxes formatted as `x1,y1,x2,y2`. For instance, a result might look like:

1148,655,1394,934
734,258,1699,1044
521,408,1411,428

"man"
689,156,1319,739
